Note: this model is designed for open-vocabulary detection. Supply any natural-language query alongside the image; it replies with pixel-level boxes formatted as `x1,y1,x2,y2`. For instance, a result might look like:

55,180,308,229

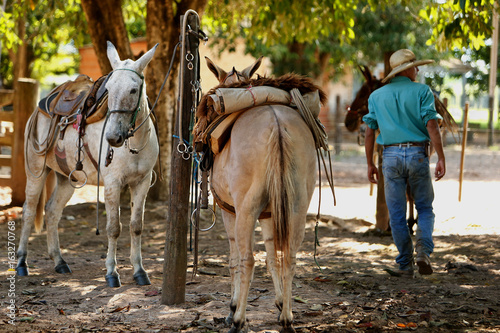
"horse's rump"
212,105,315,264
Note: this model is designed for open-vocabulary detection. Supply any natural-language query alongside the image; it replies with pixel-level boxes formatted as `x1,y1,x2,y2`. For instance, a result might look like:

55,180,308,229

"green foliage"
123,0,147,39
204,0,358,49
451,46,498,98
0,0,89,88
353,1,442,64
420,0,496,51
203,0,445,80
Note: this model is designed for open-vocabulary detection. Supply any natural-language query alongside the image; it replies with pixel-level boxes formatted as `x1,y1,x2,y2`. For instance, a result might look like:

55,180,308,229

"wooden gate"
0,78,38,206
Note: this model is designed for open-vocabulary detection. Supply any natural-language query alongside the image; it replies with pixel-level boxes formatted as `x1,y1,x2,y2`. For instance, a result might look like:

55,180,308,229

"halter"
107,68,145,137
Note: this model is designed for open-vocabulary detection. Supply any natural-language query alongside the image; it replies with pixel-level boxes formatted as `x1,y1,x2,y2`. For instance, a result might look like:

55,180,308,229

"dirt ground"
0,144,499,332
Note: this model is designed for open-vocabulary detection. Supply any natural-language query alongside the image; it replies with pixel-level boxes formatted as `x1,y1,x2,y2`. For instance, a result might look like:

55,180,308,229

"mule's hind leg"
104,183,122,287
262,216,302,333
279,220,304,332
45,172,75,274
16,170,49,276
230,210,258,332
259,218,284,311
221,210,238,326
128,176,151,285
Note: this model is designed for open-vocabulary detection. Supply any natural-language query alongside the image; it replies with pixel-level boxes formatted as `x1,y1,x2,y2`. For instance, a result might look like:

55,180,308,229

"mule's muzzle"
106,131,127,147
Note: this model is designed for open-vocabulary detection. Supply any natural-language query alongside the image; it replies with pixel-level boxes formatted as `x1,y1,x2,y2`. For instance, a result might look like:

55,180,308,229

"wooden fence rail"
0,78,38,206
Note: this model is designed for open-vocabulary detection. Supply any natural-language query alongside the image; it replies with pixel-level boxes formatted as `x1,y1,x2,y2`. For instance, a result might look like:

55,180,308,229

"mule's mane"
195,73,327,140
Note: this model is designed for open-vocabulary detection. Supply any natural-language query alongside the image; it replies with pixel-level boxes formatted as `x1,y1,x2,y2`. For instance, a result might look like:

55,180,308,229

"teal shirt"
362,76,442,145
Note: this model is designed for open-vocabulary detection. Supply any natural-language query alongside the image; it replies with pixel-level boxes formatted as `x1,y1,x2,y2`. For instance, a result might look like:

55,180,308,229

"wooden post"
458,102,469,202
162,11,200,305
488,4,498,147
11,78,38,206
334,95,342,155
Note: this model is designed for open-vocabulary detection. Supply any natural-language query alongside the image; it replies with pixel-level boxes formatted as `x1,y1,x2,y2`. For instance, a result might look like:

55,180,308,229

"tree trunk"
80,0,207,201
146,0,207,201
12,2,32,84
80,0,133,74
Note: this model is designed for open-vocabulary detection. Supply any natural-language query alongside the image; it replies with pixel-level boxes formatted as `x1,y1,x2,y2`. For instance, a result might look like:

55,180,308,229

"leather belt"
384,142,428,148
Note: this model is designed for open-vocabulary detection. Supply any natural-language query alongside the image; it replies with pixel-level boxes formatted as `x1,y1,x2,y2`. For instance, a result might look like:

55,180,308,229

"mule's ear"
241,56,263,80
205,56,227,83
134,43,159,73
107,41,122,70
359,65,373,83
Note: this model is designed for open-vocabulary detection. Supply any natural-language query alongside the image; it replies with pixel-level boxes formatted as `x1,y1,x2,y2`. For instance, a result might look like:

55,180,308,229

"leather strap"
384,141,428,148
211,185,271,219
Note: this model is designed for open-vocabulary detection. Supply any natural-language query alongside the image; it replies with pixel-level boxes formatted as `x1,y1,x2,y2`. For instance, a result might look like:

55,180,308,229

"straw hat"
381,49,434,83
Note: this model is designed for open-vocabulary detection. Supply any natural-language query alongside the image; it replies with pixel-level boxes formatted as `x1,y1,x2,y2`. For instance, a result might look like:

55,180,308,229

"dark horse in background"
345,65,458,232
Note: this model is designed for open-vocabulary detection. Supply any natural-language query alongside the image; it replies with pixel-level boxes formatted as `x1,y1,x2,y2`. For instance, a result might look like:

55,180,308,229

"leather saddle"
38,74,109,124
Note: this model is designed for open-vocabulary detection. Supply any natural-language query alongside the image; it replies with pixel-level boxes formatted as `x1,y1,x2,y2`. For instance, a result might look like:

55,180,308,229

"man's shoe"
416,254,433,275
397,269,415,278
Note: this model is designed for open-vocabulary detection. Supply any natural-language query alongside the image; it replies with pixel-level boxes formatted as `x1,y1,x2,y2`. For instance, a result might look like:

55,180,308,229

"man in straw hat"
362,49,446,277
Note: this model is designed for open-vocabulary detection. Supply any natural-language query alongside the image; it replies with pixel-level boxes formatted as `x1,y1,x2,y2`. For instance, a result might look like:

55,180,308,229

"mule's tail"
266,123,296,266
34,186,46,234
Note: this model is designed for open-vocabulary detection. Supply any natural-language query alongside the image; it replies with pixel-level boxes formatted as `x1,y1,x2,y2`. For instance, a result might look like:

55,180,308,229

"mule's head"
205,56,264,85
345,65,384,132
104,41,157,147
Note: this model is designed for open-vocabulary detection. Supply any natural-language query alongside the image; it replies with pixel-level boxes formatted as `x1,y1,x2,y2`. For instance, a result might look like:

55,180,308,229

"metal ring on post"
190,207,217,232
177,142,187,154
68,169,88,189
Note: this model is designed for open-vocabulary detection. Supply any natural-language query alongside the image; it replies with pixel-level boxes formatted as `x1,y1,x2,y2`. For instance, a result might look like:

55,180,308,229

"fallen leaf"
18,317,34,322
110,304,131,313
58,309,66,315
310,304,323,311
397,323,406,328
384,268,402,277
145,290,160,297
294,296,308,304
22,289,37,295
314,276,331,282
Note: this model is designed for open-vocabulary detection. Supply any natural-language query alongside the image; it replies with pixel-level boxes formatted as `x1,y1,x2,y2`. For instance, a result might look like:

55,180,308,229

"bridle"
106,68,146,139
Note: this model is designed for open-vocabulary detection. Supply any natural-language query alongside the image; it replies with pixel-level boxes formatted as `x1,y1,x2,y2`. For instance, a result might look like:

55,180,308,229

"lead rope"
95,113,110,235
93,43,181,235
290,88,336,271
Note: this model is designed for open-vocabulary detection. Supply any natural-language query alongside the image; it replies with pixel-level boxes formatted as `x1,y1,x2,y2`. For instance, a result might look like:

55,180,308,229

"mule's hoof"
55,262,72,274
225,312,234,326
228,326,246,333
16,264,29,276
280,326,296,333
105,274,121,288
228,322,248,333
133,271,151,285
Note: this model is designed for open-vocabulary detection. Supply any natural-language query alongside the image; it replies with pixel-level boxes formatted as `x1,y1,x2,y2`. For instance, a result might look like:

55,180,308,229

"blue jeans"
382,146,435,271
